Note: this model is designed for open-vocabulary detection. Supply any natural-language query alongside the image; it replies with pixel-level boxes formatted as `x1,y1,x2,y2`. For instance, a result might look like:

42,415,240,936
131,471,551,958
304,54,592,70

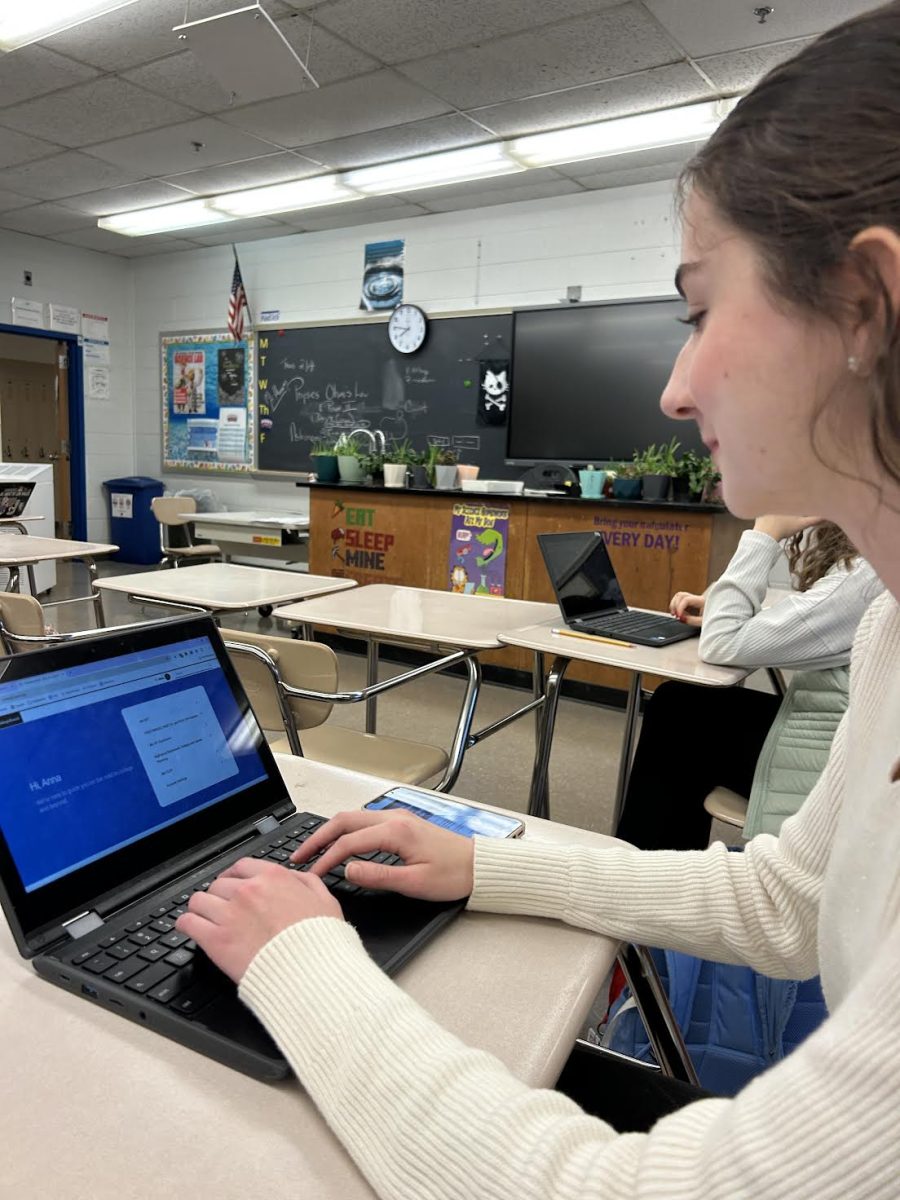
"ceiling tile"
470,63,711,137
0,45,99,107
188,219,295,246
297,114,488,170
162,151,322,195
0,77,197,149
58,180,197,217
275,14,381,82
398,6,681,109
555,141,703,183
0,188,37,213
86,117,282,176
219,69,450,147
385,165,566,205
292,202,430,232
121,50,241,116
0,203,94,236
313,0,622,64
0,151,140,201
51,227,207,257
643,0,875,58
417,178,583,213
696,39,815,93
575,162,684,191
275,193,419,228
0,127,61,169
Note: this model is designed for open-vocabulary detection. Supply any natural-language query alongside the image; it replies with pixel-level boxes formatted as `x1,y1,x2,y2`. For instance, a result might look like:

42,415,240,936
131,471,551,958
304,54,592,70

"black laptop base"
35,811,463,1082
569,611,700,647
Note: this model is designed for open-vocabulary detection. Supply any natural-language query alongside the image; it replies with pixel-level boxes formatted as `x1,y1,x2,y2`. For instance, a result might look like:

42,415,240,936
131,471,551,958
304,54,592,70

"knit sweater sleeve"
697,529,881,670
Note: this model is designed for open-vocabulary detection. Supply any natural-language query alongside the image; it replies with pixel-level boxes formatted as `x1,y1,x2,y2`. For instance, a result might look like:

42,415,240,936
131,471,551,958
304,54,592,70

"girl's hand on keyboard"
291,810,475,902
176,860,343,983
670,590,706,625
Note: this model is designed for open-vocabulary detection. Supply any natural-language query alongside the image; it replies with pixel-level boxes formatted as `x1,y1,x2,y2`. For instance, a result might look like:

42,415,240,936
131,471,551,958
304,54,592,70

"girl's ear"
845,225,900,366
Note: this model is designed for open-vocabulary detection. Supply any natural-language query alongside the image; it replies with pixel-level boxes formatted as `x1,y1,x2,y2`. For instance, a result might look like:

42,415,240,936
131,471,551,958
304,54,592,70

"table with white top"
0,534,118,626
499,619,748,823
275,584,560,791
96,562,356,618
191,510,310,566
0,756,620,1200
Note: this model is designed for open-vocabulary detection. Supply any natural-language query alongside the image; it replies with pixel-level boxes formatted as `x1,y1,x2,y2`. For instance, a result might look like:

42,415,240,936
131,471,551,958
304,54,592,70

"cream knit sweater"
241,592,900,1200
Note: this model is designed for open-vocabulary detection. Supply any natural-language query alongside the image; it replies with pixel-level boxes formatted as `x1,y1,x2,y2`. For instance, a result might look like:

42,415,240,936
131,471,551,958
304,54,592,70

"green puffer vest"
743,666,849,839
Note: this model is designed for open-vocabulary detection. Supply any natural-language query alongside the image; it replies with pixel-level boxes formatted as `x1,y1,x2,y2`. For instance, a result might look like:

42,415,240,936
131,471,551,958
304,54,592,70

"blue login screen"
0,637,267,892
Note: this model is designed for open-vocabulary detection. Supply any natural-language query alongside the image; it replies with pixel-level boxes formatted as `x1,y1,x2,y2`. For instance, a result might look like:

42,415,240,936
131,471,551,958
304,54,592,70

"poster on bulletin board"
447,502,509,596
160,331,255,472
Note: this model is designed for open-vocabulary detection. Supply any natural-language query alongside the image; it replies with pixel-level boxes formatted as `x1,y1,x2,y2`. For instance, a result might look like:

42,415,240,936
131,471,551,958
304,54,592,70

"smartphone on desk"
364,787,525,839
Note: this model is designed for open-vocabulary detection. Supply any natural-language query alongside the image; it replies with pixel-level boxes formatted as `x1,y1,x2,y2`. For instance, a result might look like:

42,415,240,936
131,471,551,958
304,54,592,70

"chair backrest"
151,495,197,527
225,629,338,733
0,592,47,653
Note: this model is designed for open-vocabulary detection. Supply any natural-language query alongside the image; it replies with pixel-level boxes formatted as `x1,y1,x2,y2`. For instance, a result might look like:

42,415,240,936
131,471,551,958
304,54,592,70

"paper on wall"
87,365,110,400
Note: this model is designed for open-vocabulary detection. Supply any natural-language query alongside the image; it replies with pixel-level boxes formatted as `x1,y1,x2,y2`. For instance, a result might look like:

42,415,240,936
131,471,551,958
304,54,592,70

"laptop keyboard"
60,811,395,1017
576,610,680,635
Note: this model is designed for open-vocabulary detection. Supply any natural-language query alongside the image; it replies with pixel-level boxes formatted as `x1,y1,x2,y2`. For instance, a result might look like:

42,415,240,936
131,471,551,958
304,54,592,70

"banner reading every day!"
447,502,510,597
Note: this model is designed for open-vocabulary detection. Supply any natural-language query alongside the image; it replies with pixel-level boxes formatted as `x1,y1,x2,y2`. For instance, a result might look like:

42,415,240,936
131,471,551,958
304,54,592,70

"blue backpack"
604,948,827,1096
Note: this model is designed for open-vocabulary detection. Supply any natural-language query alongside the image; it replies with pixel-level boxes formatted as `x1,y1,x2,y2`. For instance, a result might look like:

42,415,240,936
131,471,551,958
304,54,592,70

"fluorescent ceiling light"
0,1,142,52
209,174,360,218
98,200,234,237
344,144,524,195
510,99,739,168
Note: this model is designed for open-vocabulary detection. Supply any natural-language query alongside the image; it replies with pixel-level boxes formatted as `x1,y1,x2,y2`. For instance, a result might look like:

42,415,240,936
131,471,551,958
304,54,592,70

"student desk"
96,562,355,618
190,510,310,566
0,756,619,1200
0,534,118,626
275,584,559,790
0,516,44,594
499,619,747,823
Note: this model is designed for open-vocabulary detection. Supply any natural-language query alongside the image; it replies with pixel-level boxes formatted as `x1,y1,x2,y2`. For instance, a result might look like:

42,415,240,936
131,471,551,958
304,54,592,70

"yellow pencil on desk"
550,627,635,649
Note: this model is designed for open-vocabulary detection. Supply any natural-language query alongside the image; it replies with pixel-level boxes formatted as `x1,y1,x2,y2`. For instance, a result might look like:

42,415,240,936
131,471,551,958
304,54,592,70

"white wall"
0,230,134,541
131,179,682,515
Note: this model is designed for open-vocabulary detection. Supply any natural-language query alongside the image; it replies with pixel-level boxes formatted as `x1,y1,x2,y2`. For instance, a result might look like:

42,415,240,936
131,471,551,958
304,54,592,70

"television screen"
507,299,704,464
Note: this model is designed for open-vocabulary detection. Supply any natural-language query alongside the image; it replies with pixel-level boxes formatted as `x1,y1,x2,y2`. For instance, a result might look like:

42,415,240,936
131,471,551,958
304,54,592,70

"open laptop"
0,616,463,1081
538,530,700,647
0,481,35,519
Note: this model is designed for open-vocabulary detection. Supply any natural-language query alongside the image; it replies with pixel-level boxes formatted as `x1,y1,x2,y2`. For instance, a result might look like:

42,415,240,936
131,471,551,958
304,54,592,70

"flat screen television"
507,298,704,464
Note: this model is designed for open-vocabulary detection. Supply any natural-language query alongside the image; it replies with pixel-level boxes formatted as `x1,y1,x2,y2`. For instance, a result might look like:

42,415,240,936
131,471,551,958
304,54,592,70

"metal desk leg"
365,637,379,734
5,566,20,594
86,558,105,627
434,656,482,793
611,672,642,832
532,651,544,755
617,943,700,1085
527,654,570,821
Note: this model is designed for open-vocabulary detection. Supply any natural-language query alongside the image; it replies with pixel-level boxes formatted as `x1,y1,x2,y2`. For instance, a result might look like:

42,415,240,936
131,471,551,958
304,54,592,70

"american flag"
227,252,249,342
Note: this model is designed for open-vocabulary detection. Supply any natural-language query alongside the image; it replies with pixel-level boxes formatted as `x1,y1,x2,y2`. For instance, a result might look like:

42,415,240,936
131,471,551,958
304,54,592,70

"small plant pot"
411,465,431,489
671,476,692,503
312,454,339,482
641,473,671,501
434,464,459,490
337,454,365,483
456,464,479,483
383,463,408,488
579,469,607,499
612,477,643,500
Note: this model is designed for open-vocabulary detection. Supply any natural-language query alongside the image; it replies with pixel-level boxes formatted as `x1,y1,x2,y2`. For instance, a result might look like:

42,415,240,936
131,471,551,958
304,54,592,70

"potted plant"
686,452,721,502
383,438,417,488
334,433,366,483
357,450,384,484
433,447,459,490
634,437,679,501
422,442,442,488
611,460,643,500
410,447,431,489
309,438,339,482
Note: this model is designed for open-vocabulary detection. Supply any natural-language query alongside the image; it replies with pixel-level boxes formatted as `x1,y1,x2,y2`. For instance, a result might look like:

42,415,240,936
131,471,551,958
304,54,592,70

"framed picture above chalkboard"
161,330,256,473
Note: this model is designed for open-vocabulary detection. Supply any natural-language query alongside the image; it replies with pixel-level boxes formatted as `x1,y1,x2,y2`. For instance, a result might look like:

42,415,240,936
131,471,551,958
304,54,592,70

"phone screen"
365,787,524,839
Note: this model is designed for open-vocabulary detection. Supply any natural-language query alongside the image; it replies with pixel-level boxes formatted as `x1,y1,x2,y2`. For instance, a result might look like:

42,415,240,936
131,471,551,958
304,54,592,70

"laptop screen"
0,617,289,952
538,531,626,621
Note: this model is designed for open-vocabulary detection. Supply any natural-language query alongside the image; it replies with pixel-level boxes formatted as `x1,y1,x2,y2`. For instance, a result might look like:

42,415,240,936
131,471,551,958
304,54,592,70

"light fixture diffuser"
99,200,234,237
344,144,524,195
209,175,360,218
0,1,142,52
510,99,738,168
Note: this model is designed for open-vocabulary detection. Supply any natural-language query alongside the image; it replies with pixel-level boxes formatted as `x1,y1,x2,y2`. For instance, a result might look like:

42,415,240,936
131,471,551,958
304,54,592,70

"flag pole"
232,242,254,330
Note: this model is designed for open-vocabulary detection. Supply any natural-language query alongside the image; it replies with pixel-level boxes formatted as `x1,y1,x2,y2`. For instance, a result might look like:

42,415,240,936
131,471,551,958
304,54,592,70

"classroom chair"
223,629,480,789
702,787,748,831
151,496,223,568
0,591,46,654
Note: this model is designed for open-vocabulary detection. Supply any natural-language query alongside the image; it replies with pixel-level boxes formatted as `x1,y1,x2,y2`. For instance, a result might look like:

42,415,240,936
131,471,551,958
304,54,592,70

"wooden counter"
306,484,749,692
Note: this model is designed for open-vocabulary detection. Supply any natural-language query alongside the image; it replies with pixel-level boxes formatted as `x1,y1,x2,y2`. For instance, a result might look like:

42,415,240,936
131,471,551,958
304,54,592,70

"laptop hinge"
254,814,281,835
62,910,104,940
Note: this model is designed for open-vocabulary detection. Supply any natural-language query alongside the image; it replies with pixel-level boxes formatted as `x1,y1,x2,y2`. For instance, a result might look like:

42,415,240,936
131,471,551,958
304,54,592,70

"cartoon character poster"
448,503,510,597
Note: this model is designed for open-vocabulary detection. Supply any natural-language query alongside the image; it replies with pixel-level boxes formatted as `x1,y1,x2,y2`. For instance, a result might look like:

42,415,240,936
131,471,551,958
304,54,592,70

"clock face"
388,304,427,354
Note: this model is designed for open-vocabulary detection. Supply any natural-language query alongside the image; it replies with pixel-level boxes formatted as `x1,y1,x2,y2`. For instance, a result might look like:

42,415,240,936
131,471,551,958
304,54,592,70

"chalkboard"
255,313,515,476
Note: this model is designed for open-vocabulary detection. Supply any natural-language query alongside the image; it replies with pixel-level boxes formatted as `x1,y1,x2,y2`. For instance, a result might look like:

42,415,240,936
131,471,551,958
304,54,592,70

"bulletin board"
161,330,255,473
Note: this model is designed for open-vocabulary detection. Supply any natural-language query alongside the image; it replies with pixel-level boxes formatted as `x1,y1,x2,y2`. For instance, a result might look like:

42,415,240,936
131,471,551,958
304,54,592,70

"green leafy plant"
686,452,721,497
615,459,642,479
309,438,337,456
358,451,384,479
334,433,365,458
634,437,680,476
435,447,458,466
384,438,419,466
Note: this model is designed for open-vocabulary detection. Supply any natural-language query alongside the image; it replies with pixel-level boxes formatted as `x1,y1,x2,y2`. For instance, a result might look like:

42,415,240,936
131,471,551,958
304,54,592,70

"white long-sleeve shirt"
698,529,883,670
240,592,900,1200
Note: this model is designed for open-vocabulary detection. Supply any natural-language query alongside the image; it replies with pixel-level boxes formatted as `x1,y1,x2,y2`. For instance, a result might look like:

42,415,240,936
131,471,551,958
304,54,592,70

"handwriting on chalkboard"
405,365,435,384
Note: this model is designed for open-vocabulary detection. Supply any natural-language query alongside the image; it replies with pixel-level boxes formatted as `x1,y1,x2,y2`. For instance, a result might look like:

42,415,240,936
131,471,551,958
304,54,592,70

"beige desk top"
0,534,117,564
0,515,44,525
0,756,618,1200
192,510,310,531
96,563,355,611
499,618,747,687
276,584,559,649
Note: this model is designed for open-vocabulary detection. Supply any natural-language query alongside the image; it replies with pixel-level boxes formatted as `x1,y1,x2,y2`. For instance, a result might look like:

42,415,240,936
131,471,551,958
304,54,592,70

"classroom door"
0,340,72,535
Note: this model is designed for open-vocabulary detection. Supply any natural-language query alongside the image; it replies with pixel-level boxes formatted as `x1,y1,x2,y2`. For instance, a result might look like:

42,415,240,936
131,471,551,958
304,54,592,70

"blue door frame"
0,322,86,540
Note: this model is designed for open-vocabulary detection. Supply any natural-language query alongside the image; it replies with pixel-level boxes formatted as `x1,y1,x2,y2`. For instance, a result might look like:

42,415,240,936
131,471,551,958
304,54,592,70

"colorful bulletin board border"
161,330,255,473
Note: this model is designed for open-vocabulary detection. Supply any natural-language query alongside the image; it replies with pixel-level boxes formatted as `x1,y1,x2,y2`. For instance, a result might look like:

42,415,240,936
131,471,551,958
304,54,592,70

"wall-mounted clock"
387,303,428,354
